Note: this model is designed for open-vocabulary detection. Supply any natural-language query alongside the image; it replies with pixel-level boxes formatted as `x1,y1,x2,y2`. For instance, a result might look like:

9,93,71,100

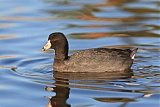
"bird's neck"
54,44,68,61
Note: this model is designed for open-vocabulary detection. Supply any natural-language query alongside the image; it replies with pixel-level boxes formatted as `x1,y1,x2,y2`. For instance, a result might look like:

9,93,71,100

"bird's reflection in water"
45,71,133,107
45,77,70,107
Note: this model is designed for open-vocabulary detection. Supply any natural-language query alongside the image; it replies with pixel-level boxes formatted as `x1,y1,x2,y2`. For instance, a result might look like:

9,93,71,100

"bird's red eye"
53,38,56,42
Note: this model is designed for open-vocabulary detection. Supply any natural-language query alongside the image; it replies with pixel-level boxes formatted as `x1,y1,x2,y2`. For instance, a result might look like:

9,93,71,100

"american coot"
42,32,138,72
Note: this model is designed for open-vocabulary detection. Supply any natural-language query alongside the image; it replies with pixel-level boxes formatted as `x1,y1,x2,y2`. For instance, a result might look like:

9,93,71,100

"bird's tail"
130,48,138,59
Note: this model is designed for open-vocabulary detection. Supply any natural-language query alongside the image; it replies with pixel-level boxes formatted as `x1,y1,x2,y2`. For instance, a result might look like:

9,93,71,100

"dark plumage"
42,32,138,72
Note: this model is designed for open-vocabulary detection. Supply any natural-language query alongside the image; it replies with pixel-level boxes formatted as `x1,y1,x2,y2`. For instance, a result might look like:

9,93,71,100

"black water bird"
42,32,138,72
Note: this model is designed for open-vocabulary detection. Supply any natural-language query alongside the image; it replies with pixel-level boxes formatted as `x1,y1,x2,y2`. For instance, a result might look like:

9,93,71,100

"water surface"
0,0,160,107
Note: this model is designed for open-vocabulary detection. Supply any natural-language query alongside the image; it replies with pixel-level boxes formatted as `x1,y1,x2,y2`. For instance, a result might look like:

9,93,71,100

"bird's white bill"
42,40,51,51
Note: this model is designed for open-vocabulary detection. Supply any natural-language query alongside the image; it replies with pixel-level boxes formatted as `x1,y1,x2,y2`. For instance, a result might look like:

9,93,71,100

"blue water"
0,0,160,107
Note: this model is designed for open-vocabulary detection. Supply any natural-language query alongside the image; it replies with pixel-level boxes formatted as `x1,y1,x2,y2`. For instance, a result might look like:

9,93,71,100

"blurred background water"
0,0,160,107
